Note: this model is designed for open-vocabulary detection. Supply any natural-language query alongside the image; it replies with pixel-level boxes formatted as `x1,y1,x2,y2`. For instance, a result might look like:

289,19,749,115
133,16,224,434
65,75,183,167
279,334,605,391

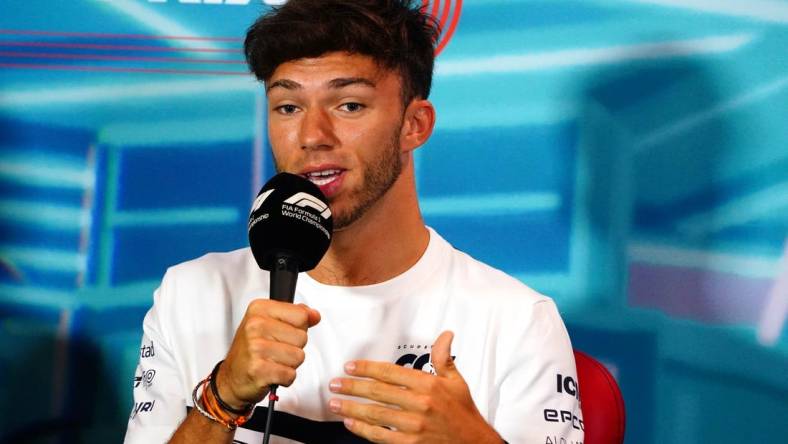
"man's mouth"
301,168,346,198
304,169,343,186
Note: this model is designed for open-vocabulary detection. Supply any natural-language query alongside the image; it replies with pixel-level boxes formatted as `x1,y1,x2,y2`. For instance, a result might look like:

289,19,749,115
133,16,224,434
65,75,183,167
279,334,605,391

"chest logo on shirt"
394,343,455,375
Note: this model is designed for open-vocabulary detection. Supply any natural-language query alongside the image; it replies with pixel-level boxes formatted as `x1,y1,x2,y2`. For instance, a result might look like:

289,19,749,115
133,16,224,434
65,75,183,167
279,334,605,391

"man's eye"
339,102,365,112
276,104,298,114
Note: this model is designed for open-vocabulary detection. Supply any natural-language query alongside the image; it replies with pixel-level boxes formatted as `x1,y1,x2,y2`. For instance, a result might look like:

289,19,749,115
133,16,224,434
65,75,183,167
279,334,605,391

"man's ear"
400,99,435,153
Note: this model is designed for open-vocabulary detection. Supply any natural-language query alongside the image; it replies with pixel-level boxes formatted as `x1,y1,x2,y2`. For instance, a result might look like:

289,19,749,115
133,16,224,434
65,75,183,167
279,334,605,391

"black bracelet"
209,360,253,415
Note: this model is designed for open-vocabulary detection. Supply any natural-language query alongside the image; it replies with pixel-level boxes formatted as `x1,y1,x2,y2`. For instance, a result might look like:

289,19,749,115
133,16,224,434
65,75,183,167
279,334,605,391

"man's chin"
330,206,365,233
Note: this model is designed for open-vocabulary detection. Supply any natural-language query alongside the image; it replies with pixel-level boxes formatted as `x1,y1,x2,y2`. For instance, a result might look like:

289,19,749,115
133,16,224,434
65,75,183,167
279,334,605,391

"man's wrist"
213,360,253,414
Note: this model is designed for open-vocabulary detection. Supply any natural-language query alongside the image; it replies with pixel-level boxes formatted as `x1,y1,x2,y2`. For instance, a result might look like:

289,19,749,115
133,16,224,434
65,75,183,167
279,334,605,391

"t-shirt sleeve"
124,272,188,444
493,300,584,444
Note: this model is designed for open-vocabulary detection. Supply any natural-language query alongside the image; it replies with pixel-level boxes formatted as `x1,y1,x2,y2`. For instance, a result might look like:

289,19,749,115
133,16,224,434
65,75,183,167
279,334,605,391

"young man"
125,1,584,443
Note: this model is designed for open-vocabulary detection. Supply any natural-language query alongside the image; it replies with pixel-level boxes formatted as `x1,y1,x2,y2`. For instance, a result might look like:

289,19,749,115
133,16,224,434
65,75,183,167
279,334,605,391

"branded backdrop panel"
1,1,787,442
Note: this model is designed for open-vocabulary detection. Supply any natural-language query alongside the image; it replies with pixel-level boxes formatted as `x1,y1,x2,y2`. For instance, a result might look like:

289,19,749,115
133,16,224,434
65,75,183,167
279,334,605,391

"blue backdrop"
1,1,787,442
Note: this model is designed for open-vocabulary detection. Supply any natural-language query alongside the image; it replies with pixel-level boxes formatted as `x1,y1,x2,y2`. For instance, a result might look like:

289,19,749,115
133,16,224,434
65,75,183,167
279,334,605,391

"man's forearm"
168,408,236,444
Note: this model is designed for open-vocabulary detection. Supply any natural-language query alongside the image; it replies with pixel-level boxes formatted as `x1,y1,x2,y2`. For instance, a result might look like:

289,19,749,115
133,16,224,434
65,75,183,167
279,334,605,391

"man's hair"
244,0,440,103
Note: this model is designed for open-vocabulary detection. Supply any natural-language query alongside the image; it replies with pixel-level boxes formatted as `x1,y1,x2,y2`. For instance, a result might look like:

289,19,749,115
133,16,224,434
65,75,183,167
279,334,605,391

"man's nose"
299,108,337,150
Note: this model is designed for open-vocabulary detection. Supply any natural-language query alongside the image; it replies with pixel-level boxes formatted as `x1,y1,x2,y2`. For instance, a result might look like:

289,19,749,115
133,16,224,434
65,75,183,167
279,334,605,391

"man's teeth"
306,169,341,186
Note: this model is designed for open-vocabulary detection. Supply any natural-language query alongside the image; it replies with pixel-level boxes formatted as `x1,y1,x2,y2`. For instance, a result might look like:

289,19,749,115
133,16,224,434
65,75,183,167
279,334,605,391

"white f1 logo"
284,192,332,219
251,189,274,213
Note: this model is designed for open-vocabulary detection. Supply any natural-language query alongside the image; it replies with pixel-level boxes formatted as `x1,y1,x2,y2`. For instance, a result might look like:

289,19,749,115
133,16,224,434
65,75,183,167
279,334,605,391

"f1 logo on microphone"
251,189,275,213
284,192,332,219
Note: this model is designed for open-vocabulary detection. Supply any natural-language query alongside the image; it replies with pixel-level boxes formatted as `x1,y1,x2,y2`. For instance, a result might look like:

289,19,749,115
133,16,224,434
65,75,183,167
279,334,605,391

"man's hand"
327,331,503,444
215,299,321,411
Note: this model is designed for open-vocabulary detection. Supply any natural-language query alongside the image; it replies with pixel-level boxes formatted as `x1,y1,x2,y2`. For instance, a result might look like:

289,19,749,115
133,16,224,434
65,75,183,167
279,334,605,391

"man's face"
266,52,407,230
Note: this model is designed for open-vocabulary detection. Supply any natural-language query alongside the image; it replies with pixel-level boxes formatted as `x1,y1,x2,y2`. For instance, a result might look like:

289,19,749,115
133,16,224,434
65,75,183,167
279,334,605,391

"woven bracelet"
192,377,234,430
209,360,254,415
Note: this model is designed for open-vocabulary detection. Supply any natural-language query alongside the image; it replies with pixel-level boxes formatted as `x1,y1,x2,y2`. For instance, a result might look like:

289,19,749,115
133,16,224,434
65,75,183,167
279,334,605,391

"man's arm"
168,408,236,444
490,300,584,443
124,268,320,443
169,300,320,443
327,331,505,444
325,300,583,444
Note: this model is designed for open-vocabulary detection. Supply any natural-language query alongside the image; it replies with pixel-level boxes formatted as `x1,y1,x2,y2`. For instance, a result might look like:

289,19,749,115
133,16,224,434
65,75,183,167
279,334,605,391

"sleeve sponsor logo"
130,400,155,419
543,409,584,431
544,437,583,444
556,373,580,400
133,369,156,389
140,341,155,359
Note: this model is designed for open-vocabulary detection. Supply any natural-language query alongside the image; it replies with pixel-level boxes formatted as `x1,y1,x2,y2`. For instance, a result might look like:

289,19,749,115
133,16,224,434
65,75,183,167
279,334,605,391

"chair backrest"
574,350,626,444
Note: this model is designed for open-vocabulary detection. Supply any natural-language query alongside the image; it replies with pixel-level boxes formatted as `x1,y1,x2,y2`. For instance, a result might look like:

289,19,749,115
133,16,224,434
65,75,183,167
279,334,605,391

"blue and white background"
1,0,787,442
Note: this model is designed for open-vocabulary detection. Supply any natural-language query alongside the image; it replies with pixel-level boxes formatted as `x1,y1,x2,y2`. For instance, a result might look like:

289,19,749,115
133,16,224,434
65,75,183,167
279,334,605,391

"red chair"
574,350,626,444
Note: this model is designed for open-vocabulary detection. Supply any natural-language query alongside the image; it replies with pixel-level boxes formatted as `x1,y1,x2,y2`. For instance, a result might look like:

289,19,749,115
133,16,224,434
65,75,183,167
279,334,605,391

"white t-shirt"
124,228,584,444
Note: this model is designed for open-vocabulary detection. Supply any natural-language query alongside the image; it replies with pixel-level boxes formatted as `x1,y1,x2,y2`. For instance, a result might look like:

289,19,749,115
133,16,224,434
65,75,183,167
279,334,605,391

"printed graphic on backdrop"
0,0,461,76
1,1,786,443
421,0,462,55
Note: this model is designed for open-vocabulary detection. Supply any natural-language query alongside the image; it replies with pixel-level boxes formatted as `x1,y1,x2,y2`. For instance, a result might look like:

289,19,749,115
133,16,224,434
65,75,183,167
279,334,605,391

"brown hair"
244,0,440,103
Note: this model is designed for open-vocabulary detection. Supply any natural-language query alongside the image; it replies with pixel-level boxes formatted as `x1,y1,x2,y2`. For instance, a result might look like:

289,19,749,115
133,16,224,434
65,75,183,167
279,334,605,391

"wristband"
209,360,254,414
192,372,254,430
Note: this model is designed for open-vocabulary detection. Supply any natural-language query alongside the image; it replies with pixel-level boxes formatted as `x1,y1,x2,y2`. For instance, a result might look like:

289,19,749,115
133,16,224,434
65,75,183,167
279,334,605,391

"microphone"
247,172,333,443
248,172,333,302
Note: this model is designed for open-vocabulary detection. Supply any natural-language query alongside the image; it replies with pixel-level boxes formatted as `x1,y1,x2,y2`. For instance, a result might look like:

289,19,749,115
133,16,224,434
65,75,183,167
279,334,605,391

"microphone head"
248,172,333,272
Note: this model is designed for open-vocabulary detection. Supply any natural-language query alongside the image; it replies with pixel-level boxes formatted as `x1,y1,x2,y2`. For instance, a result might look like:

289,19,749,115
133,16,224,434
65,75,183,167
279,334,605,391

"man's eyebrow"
266,79,301,92
328,77,377,89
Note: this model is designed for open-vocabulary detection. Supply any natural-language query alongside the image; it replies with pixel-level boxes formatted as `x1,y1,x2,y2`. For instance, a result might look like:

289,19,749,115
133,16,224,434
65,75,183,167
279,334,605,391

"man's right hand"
214,299,321,411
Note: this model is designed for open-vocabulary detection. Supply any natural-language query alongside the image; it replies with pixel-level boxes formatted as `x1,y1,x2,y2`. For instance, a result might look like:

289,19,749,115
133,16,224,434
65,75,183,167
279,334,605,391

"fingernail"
329,379,342,392
344,361,356,374
343,417,354,428
328,398,341,413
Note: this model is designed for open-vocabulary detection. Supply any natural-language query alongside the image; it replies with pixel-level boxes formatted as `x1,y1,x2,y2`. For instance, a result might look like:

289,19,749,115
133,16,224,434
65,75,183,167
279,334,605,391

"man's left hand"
327,331,503,444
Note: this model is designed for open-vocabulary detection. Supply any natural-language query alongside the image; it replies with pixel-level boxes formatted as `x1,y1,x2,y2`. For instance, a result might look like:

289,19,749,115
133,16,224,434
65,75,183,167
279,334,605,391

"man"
125,1,584,443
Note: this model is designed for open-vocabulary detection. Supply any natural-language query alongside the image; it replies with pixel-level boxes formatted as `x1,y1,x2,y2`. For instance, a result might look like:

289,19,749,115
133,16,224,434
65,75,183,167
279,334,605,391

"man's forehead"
265,52,395,91
266,76,378,93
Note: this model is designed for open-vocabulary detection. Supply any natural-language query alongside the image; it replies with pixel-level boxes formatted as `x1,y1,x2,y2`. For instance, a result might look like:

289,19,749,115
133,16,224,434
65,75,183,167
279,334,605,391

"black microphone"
248,172,333,302
247,172,333,444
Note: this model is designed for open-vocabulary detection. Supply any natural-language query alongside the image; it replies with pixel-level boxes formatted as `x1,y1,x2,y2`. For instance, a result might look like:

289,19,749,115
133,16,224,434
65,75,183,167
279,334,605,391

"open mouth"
304,169,343,186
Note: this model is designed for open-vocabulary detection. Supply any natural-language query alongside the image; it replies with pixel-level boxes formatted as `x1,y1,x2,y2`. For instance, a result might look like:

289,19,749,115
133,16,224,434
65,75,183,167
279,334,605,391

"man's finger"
329,377,425,411
345,360,433,391
430,330,459,379
297,303,321,327
247,299,317,329
341,417,399,444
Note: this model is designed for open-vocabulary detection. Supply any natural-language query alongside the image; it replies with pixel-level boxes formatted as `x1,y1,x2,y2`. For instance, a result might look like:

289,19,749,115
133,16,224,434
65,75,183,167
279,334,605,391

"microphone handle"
264,253,299,444
269,253,299,303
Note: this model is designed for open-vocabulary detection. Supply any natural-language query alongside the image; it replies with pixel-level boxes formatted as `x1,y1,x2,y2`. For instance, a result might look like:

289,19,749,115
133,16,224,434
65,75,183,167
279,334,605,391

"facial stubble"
273,125,404,231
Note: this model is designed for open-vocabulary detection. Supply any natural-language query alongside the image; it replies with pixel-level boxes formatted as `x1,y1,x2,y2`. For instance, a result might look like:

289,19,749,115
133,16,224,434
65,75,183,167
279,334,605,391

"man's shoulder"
166,247,255,278
158,247,262,299
150,247,263,322
431,232,549,307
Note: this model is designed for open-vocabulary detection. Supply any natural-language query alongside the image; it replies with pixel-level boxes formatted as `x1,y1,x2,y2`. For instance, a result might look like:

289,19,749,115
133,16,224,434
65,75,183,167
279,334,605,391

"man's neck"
307,165,429,286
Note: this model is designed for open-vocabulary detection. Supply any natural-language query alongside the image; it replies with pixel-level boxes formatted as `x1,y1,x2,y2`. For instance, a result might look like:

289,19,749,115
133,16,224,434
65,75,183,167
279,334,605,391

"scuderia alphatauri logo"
394,343,455,375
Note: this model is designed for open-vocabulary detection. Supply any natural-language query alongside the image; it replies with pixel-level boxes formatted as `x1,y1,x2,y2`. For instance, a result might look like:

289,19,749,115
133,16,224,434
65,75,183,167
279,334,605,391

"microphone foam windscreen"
248,172,333,271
